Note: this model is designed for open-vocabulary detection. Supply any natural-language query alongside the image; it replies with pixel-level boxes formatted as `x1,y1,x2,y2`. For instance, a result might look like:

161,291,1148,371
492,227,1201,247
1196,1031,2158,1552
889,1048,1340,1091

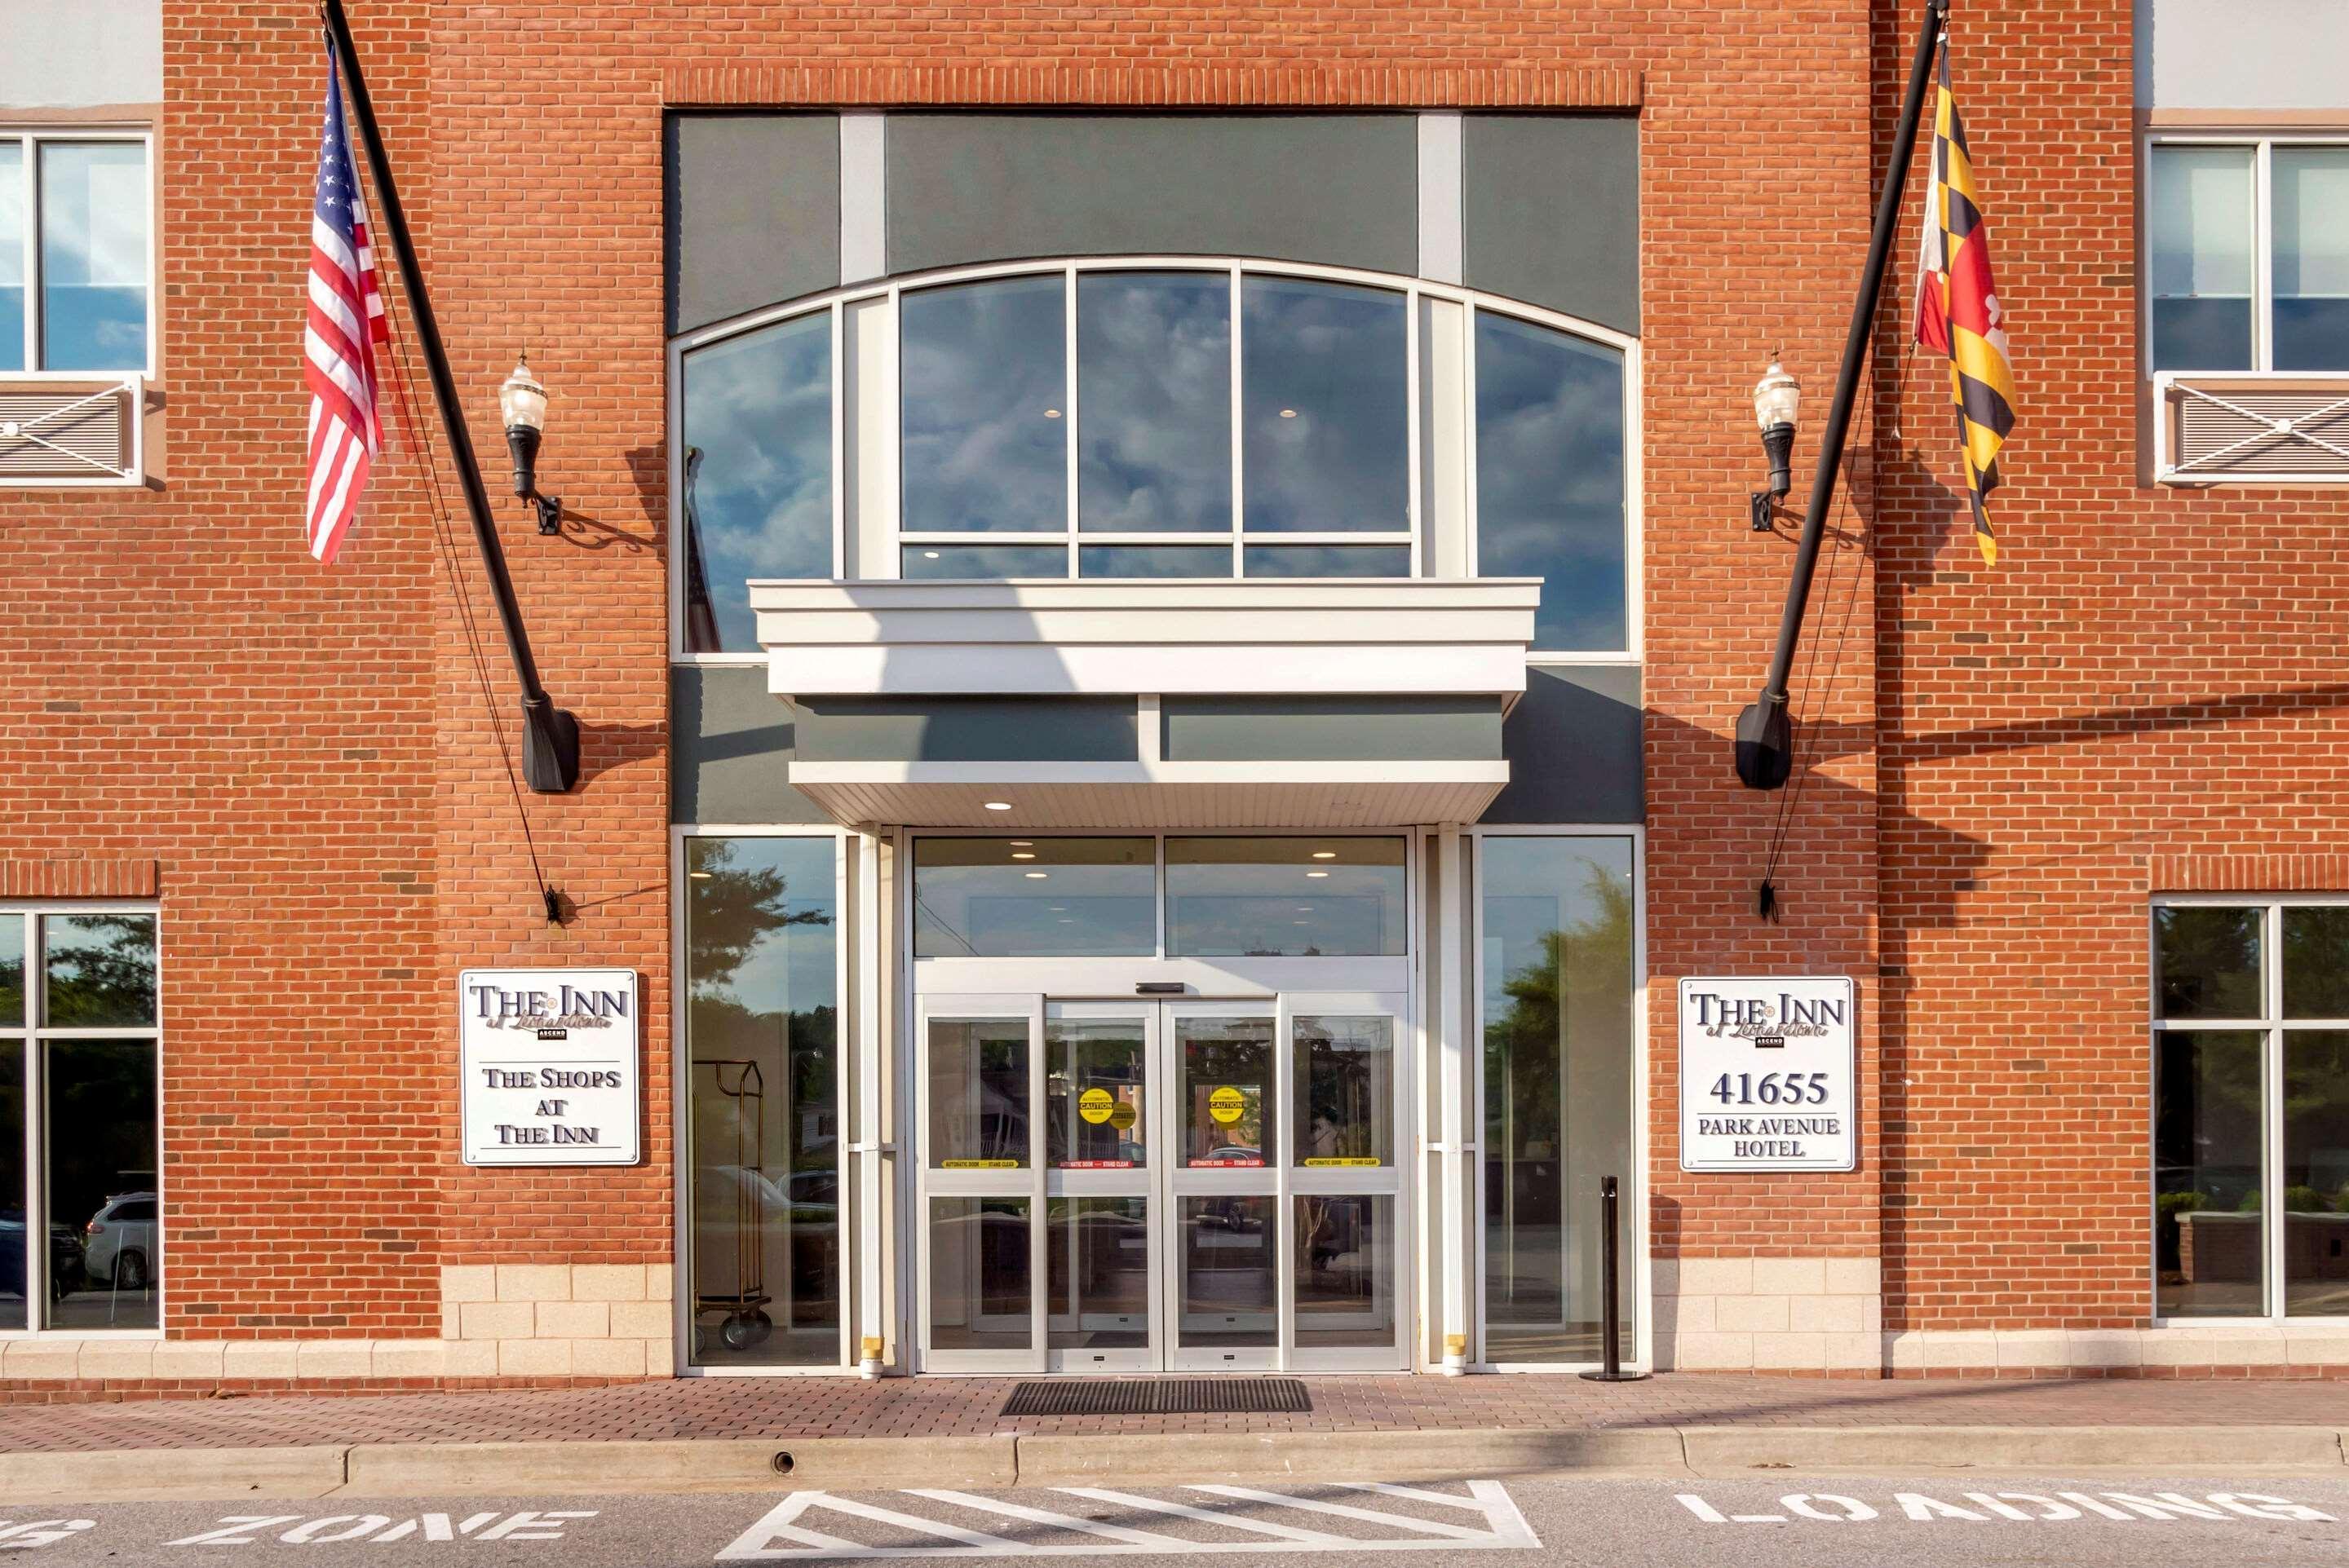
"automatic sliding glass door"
1045,1005,1157,1371
1170,1008,1281,1370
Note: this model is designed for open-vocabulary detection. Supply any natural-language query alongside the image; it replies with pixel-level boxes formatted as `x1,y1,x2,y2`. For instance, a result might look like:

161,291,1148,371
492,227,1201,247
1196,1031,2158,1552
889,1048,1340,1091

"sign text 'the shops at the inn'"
1678,976,1856,1173
458,969,641,1166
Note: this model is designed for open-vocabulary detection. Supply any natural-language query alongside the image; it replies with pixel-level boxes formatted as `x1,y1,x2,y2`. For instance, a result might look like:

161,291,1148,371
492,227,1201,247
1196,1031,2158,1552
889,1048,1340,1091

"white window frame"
669,824,856,1376
2150,891,2349,1327
667,256,1642,668
0,903,165,1341
1466,825,1648,1374
0,127,157,382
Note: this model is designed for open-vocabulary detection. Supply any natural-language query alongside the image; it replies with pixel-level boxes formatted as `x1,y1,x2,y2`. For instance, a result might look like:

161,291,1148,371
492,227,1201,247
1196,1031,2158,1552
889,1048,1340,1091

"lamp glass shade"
1753,360,1800,432
499,360,549,433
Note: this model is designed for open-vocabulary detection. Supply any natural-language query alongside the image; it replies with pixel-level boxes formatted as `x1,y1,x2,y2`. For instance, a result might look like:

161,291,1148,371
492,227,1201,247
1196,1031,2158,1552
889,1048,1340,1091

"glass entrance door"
916,992,1406,1372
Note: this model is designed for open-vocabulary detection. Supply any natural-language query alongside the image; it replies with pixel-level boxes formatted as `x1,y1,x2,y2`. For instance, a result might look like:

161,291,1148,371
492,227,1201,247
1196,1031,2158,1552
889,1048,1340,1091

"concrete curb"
2,1424,2344,1503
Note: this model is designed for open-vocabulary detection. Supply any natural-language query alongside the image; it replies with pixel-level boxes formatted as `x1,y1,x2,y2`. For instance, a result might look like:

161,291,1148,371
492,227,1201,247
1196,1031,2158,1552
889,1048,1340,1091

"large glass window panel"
1165,837,1405,958
2149,144,2256,371
1241,277,1408,532
1475,314,1628,651
680,311,831,652
1047,1196,1150,1351
0,915,21,1026
1179,1016,1271,1168
42,913,156,1027
1292,1194,1395,1349
2285,905,2349,1019
929,1197,1032,1351
1481,837,1635,1362
1294,1016,1393,1168
2272,148,2349,371
2156,905,2263,1019
927,1018,1031,1169
45,1038,157,1331
1080,545,1229,579
901,544,1065,579
1047,1018,1146,1169
683,836,840,1366
2282,1031,2349,1317
0,143,23,371
38,142,146,371
1077,272,1232,532
0,1040,22,1332
914,838,1153,958
1178,1195,1276,1349
2155,1030,2266,1318
901,276,1066,533
1241,545,1409,578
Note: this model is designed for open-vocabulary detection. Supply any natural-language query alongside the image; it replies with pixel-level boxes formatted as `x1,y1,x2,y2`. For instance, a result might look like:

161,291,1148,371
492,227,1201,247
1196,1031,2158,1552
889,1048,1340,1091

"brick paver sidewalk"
0,1373,2342,1453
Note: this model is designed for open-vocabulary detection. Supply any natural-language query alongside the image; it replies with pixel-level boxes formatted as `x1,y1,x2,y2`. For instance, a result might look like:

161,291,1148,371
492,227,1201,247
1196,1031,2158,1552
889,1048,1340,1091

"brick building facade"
0,0,2342,1397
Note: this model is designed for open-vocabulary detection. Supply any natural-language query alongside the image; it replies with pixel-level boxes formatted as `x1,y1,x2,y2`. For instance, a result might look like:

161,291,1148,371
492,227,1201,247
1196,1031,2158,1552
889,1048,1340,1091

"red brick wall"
1872,0,2349,1332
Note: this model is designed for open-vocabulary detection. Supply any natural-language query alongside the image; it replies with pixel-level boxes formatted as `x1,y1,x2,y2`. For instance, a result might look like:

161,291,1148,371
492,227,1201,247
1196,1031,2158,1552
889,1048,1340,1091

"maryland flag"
1912,38,2015,566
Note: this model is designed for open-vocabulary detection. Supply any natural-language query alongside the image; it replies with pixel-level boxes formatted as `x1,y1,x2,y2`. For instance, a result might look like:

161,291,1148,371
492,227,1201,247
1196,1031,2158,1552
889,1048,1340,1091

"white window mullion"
2254,139,2276,372
1405,285,1423,576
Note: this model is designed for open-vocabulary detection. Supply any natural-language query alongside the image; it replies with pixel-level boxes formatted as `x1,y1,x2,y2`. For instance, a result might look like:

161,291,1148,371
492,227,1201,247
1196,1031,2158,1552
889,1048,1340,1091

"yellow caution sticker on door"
1302,1157,1382,1167
1209,1085,1247,1124
939,1159,1020,1169
1078,1087,1116,1124
1108,1101,1138,1131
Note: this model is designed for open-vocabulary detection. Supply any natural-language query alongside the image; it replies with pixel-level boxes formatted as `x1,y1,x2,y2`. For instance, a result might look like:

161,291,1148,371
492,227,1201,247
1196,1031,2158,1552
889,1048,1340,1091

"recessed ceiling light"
1293,919,1309,925
1048,907,1067,912
1011,852,1036,860
1306,870,1329,878
1311,850,1337,859
688,870,714,880
984,801,1013,811
1279,408,1298,418
1044,408,1063,418
922,550,940,559
1010,840,1033,847
1025,871,1049,880
1059,918,1075,924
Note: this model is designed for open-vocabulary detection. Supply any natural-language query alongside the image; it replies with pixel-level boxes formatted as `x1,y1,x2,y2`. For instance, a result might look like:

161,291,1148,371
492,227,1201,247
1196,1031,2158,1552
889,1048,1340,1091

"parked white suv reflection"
82,1192,157,1292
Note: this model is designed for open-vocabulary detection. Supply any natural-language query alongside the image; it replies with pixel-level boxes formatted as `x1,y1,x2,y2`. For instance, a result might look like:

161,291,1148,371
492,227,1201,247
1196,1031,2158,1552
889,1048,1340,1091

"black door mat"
1001,1377,1312,1417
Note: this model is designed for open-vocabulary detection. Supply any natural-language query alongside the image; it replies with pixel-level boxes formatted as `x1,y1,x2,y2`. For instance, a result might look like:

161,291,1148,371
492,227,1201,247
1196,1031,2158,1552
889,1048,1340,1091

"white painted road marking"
716,1481,1540,1561
0,1520,94,1549
161,1510,597,1547
1674,1490,2338,1525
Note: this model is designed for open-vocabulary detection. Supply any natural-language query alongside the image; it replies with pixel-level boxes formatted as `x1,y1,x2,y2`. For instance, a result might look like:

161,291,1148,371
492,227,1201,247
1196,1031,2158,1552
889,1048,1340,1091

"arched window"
673,259,1635,657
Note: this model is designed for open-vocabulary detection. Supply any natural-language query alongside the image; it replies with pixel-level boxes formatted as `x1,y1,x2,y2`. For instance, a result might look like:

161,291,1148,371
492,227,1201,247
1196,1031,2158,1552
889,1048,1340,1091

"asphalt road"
1,1473,2343,1567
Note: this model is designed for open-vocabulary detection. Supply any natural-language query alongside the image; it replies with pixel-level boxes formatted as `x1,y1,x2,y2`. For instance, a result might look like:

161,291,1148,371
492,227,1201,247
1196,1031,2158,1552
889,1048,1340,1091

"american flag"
305,41,387,563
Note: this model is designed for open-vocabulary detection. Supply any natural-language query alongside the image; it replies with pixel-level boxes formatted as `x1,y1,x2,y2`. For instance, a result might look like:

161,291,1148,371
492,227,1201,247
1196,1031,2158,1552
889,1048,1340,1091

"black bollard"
1579,1174,1648,1381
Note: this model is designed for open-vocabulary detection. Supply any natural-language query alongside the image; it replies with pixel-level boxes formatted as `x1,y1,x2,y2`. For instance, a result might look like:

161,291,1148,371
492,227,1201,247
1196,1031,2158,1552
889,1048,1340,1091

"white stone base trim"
1887,1323,2349,1373
1654,1257,1883,1371
0,1264,675,1383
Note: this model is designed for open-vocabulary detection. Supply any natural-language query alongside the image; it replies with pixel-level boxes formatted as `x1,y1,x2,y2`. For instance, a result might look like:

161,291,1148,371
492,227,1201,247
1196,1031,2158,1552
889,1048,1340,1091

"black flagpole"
322,0,581,795
1735,0,1947,790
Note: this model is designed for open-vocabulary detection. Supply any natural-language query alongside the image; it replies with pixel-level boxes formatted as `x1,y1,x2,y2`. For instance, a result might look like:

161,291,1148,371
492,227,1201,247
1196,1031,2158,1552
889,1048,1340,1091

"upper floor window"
673,259,1635,660
0,133,151,374
2149,139,2349,373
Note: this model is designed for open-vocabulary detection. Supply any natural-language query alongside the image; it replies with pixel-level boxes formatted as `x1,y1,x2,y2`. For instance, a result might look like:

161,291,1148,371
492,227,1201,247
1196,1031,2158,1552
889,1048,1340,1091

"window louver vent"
0,378,142,484
2161,375,2349,483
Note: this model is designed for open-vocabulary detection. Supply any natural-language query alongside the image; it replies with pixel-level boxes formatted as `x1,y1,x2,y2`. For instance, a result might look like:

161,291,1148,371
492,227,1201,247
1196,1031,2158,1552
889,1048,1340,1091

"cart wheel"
722,1313,758,1352
746,1310,774,1346
692,1323,707,1358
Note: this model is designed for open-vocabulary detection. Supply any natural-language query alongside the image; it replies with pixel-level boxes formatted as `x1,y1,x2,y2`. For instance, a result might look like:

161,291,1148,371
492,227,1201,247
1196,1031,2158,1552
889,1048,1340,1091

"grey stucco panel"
667,113,841,336
1482,665,1643,824
1161,698,1502,762
0,0,158,108
795,698,1138,763
886,113,1418,277
2138,0,2349,108
671,665,833,826
1462,116,1639,334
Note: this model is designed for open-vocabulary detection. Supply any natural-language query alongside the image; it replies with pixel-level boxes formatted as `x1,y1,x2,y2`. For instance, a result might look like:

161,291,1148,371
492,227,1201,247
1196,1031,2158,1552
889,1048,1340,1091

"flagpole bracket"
521,696,582,794
1734,696,1793,792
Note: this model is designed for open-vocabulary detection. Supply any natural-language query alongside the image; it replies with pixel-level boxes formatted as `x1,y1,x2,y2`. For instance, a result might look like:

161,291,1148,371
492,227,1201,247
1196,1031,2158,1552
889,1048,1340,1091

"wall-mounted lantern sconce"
498,357,563,536
1750,360,1801,532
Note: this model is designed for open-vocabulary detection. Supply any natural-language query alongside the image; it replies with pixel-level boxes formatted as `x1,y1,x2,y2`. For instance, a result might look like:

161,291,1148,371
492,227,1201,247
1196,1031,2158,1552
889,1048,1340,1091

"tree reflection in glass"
1480,838,1634,1362
685,837,839,1365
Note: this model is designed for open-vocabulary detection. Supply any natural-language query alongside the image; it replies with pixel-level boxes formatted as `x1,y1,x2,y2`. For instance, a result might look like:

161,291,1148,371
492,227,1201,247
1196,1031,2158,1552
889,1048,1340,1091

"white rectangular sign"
1678,976,1856,1173
458,968,640,1166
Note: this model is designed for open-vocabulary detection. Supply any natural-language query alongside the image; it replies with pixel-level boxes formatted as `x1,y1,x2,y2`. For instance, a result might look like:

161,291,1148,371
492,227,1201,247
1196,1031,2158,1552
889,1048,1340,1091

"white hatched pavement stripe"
715,1480,1540,1561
